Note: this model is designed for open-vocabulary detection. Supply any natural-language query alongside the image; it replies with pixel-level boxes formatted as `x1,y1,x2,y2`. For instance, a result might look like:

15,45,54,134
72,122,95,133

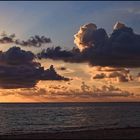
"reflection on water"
0,102,140,135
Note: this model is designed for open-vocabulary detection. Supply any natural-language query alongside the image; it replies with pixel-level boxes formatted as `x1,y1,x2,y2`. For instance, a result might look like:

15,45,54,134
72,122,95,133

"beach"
1,127,140,139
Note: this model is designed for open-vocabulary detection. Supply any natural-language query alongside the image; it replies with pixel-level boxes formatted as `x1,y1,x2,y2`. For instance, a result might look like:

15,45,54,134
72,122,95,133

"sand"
1,127,140,139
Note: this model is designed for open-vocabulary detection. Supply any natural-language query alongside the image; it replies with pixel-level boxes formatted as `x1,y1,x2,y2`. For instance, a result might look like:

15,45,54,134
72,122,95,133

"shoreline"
1,127,140,139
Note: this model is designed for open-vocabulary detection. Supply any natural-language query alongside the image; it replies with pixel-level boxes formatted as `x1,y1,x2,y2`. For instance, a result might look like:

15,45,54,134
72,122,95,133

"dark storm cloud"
38,22,140,67
37,46,83,63
0,33,51,47
0,47,69,89
76,22,140,67
37,46,74,59
0,46,35,65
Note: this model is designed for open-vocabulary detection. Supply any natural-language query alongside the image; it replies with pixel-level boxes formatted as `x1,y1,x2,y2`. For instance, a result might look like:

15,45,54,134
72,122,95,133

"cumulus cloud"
75,22,140,67
74,23,98,51
92,67,133,82
113,22,126,30
74,23,108,52
38,22,140,67
0,33,51,47
0,47,69,89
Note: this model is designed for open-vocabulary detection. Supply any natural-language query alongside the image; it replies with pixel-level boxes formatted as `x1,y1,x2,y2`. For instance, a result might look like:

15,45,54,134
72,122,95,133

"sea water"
0,102,140,135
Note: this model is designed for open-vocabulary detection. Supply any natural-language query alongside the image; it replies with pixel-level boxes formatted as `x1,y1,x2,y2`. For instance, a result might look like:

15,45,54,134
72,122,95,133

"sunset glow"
0,1,140,102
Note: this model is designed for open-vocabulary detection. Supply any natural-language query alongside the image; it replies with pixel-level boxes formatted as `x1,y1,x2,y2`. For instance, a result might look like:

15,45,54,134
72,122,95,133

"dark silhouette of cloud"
0,33,15,44
0,33,51,47
38,22,140,67
0,79,38,89
15,35,51,47
37,46,83,63
0,46,35,65
0,47,69,89
37,46,75,60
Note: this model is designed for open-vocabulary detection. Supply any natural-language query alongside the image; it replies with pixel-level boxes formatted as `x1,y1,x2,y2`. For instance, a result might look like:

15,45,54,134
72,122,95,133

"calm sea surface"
0,102,140,135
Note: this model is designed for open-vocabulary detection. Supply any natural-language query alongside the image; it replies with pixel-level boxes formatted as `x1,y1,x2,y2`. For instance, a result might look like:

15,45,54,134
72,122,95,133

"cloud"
0,33,15,44
76,22,140,67
0,47,69,89
136,73,140,82
108,71,130,82
74,23,98,51
92,68,133,83
0,46,35,65
58,66,67,71
93,66,129,72
93,73,106,79
19,88,47,97
0,33,51,47
38,22,140,67
0,79,38,89
90,85,134,97
0,87,47,97
45,83,134,98
37,46,74,59
74,23,108,52
1,82,133,99
15,35,51,47
45,82,134,99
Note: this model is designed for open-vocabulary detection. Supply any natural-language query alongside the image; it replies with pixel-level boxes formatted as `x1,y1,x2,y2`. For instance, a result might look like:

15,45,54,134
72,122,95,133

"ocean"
0,102,140,135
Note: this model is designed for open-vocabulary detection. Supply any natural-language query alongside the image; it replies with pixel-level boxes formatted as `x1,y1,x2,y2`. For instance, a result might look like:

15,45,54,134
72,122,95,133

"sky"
0,1,140,48
0,1,140,102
